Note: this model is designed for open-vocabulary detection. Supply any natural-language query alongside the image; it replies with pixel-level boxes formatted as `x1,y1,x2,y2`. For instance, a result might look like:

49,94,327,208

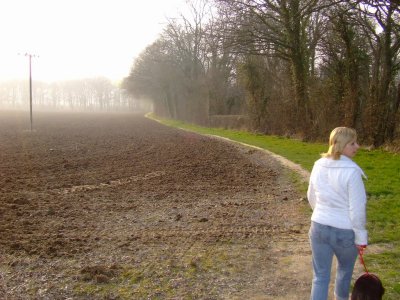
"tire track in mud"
124,225,305,243
57,170,166,194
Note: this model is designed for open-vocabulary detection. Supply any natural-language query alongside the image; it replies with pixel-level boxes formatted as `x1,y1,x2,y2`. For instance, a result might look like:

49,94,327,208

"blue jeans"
309,221,358,300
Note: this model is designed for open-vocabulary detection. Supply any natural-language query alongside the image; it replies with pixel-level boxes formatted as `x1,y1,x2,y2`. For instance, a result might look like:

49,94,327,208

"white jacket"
307,155,368,245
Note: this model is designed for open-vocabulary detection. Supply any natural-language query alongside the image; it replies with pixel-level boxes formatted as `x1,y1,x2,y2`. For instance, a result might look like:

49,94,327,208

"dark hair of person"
351,273,385,300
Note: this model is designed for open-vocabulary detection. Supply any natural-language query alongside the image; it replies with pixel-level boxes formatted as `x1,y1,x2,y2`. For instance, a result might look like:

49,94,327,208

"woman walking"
307,127,368,300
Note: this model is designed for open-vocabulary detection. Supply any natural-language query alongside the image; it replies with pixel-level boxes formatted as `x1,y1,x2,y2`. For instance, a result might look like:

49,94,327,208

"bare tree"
214,0,342,135
124,0,213,124
350,0,400,146
316,4,370,133
123,40,178,118
163,0,211,124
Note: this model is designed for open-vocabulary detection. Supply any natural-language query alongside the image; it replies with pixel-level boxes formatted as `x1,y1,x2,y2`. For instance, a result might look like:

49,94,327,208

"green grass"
149,114,400,300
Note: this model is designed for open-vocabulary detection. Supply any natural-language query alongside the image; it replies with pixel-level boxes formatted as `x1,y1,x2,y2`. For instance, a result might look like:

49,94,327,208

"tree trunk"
291,51,310,135
384,81,400,142
373,25,395,147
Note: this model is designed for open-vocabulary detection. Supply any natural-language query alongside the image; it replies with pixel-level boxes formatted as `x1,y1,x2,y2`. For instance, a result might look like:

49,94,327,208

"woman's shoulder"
337,156,367,178
313,156,366,178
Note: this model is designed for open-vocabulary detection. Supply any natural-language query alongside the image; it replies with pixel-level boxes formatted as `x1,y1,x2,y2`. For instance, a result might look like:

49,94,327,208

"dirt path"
0,111,312,299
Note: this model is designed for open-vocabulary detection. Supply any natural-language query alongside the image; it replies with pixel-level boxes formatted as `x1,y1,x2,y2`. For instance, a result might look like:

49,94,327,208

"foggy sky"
0,0,186,83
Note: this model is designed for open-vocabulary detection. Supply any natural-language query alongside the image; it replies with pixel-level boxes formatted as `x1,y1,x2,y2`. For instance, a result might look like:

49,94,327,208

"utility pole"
20,53,39,131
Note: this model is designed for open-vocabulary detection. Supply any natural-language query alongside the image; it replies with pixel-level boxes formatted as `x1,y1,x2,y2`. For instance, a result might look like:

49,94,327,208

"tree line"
123,0,400,146
0,77,149,112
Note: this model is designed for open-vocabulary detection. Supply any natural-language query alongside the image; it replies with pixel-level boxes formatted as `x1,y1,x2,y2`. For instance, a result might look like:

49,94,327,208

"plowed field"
0,111,311,299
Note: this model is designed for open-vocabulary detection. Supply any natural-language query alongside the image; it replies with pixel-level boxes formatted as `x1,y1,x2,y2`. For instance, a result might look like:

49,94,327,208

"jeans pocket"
336,230,355,248
310,222,329,244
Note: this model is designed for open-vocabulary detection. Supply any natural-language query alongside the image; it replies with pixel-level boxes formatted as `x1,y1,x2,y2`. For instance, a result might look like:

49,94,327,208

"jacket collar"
316,156,367,179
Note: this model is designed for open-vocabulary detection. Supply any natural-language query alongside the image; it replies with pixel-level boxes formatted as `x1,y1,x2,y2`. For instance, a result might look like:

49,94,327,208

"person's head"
351,273,385,300
322,127,359,160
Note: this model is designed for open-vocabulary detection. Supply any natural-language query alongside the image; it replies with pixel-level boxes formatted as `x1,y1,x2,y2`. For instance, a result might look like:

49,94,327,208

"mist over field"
0,78,153,113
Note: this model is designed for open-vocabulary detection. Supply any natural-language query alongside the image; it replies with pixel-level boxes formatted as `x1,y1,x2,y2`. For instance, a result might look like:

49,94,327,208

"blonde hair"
322,127,357,160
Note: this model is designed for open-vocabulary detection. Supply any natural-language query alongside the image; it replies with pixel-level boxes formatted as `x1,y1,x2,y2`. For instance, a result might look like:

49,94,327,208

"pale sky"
0,0,186,83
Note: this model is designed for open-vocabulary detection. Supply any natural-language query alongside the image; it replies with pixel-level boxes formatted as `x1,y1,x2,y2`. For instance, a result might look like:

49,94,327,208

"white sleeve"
348,169,368,245
307,168,316,210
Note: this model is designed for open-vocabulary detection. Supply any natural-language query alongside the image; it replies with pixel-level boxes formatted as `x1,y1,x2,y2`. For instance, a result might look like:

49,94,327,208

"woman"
307,127,368,300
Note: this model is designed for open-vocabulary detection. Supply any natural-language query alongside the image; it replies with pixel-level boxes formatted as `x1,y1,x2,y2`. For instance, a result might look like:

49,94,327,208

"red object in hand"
357,246,369,273
356,245,367,254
